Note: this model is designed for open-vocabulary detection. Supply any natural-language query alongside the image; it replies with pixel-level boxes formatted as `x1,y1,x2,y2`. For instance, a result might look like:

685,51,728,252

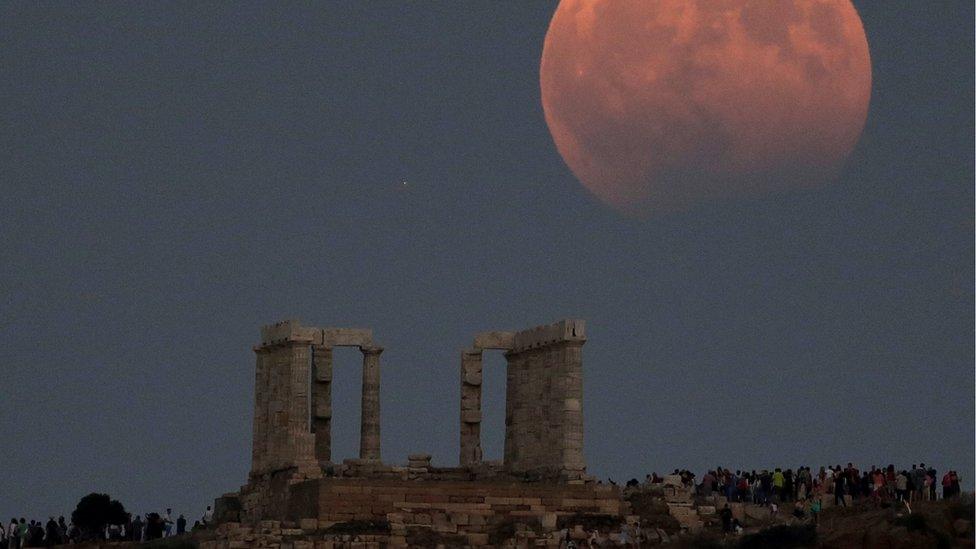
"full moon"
540,0,872,215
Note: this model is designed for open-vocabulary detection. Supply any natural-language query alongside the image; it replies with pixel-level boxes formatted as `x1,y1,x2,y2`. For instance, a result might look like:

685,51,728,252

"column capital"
360,345,384,355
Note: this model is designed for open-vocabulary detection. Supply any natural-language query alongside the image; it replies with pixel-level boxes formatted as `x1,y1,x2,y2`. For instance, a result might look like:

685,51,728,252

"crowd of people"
605,462,965,543
0,506,214,548
641,463,965,507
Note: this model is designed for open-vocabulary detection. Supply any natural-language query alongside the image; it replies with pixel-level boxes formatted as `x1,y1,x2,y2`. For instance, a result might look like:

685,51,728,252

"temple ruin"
459,319,587,479
214,318,624,547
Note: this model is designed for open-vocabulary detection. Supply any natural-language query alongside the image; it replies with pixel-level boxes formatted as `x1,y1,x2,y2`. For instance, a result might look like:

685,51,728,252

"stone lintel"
472,331,515,350
322,327,374,348
511,319,586,352
259,320,376,348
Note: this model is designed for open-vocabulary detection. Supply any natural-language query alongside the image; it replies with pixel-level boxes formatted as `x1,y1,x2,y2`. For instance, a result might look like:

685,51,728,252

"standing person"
720,504,733,533
772,468,785,503
701,471,715,498
56,517,66,544
896,471,909,501
130,515,143,542
162,509,173,537
810,498,822,525
8,518,18,549
176,515,187,536
941,471,953,499
784,469,795,503
912,464,927,502
202,506,214,526
44,517,58,548
927,466,938,501
834,471,847,507
17,519,27,549
0,522,6,549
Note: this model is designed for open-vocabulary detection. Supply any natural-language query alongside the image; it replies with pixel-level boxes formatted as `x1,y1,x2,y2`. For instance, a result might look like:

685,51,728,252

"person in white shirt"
162,509,173,537
202,506,214,526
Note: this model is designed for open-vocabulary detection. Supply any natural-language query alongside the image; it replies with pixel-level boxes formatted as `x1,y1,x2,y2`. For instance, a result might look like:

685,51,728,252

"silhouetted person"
27,522,43,548
44,518,58,548
720,504,732,533
131,515,143,541
145,513,163,541
176,515,186,536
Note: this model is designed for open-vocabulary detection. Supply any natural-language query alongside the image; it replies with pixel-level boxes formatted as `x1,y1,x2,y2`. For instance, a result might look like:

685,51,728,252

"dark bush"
738,523,817,549
946,500,975,521
894,513,928,533
70,493,128,541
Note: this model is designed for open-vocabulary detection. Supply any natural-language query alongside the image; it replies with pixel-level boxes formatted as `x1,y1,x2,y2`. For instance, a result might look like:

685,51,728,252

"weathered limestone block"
322,327,373,347
472,331,515,350
463,368,483,386
461,409,482,423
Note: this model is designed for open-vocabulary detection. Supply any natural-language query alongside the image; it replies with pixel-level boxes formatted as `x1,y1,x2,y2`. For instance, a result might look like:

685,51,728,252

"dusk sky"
1,2,972,521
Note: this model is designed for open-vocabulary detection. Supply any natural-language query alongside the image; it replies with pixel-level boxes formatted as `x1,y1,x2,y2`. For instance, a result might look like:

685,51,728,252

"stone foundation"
211,477,626,548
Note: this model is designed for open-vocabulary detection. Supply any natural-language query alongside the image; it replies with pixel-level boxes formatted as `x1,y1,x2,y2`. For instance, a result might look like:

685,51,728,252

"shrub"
70,493,128,541
894,513,928,533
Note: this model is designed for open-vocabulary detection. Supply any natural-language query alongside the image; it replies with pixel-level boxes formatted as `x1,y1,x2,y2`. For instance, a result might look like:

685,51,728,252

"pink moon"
540,0,872,216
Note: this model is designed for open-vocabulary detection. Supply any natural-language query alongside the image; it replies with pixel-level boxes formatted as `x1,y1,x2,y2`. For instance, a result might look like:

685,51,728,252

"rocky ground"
47,486,974,548
626,481,974,548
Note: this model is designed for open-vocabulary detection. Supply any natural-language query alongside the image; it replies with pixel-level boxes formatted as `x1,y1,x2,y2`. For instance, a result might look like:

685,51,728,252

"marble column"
359,346,383,461
311,345,333,463
558,340,586,476
503,350,524,469
285,342,316,468
250,347,271,476
459,349,483,466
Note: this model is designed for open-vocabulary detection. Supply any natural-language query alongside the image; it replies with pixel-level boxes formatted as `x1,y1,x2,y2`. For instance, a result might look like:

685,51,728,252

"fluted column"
250,347,271,476
359,345,383,461
285,342,316,468
503,350,523,469
311,345,333,463
558,340,586,476
459,349,484,466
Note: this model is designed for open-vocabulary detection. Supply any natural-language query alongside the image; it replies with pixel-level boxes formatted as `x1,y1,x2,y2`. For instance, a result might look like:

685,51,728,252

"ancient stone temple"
459,319,587,479
213,319,625,548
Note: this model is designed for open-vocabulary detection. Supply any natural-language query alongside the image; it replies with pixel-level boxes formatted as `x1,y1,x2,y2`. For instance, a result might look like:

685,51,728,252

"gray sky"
1,2,972,522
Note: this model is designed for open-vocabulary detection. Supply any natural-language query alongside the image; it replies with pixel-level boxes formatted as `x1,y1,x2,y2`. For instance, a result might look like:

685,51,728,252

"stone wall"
212,477,626,549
